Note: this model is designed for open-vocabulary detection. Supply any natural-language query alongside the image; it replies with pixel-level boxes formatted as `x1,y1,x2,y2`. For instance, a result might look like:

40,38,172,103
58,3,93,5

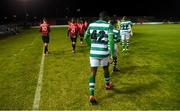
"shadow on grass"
76,45,88,53
48,48,88,57
112,80,159,95
133,32,155,38
130,41,139,46
49,50,73,56
132,32,145,38
112,65,149,76
48,44,88,56
98,80,160,103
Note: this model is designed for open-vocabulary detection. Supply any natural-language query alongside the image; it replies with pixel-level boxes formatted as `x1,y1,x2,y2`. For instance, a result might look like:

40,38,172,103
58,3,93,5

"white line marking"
32,52,45,110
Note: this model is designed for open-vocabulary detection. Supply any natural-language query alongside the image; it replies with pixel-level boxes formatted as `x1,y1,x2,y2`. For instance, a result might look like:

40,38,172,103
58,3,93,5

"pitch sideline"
32,52,45,110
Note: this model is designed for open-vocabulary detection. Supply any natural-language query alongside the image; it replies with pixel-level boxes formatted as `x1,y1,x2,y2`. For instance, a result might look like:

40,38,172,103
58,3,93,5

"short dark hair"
43,18,47,22
99,11,109,20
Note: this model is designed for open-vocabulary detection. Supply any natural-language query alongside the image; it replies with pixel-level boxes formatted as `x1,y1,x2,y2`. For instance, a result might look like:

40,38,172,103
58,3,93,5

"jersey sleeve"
84,26,91,47
108,24,114,57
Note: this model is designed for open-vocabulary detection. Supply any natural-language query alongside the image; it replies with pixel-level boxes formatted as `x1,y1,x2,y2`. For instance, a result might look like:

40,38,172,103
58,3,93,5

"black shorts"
42,36,49,43
70,37,77,43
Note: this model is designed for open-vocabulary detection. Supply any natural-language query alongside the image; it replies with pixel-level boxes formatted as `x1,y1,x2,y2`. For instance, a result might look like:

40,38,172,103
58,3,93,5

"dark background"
0,0,180,20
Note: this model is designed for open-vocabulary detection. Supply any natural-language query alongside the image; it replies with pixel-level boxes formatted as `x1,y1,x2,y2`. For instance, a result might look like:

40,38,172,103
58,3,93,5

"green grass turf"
0,29,42,109
0,24,180,110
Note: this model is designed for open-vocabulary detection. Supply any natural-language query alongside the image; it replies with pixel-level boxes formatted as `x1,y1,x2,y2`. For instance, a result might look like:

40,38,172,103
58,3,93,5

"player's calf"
72,42,76,53
44,43,48,55
103,68,113,90
80,37,83,44
113,57,120,72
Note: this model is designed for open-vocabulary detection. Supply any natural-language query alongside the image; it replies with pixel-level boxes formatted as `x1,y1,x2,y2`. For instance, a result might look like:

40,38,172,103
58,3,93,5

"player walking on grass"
109,19,121,71
68,18,78,53
120,17,131,52
84,11,114,104
77,19,85,44
40,18,50,55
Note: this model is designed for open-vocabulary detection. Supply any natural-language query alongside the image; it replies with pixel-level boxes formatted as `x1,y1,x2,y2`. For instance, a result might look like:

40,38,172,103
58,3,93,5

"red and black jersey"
77,23,85,35
68,23,78,38
40,22,50,36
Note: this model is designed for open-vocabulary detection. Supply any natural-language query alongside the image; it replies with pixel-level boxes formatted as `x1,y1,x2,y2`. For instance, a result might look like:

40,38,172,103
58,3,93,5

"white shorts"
90,57,109,67
120,30,130,41
114,44,118,57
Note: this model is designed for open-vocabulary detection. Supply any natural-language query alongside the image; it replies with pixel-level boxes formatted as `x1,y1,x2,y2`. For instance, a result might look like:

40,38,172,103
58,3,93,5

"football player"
40,18,50,55
67,18,78,53
84,11,114,104
120,17,131,52
109,19,121,71
77,19,85,44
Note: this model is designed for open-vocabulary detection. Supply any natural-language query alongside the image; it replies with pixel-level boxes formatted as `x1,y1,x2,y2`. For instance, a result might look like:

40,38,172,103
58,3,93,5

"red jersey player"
68,18,78,53
77,20,85,44
40,18,50,55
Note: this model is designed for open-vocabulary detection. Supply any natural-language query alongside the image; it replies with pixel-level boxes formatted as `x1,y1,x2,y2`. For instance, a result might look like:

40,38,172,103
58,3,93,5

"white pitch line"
32,52,45,110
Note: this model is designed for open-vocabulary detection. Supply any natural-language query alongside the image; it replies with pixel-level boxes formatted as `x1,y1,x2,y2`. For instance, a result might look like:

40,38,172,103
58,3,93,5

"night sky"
0,0,180,19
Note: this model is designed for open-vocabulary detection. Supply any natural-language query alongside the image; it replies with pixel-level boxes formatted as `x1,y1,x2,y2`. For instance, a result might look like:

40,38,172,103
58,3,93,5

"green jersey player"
120,18,131,52
84,11,114,104
109,19,121,71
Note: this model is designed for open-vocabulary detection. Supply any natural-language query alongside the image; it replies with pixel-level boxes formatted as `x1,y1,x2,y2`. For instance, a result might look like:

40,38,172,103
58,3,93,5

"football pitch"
0,24,180,110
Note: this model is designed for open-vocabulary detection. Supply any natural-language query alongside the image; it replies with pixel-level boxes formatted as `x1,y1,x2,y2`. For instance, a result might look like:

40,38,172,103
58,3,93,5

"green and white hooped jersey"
120,21,131,30
86,20,113,59
113,29,120,43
